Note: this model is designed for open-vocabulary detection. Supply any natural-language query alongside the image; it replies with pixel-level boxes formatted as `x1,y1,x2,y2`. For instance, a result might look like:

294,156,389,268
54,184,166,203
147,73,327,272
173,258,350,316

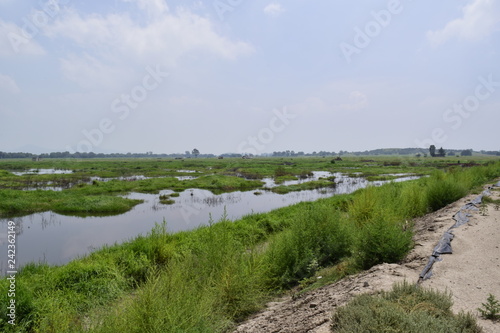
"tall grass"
1,162,499,332
263,203,352,288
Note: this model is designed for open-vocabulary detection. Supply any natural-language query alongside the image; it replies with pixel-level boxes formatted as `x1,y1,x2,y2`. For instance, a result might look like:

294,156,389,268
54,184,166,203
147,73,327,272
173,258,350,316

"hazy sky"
1,0,499,155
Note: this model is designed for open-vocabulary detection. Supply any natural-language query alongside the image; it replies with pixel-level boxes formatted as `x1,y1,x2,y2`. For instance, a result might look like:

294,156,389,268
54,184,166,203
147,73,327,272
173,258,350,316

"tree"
429,145,436,157
437,147,445,157
192,148,200,158
461,149,473,156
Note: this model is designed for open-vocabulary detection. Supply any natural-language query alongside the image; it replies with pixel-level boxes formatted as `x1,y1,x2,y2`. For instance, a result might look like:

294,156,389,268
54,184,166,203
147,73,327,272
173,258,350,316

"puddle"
175,176,199,181
12,169,73,175
24,186,65,191
90,174,199,182
263,171,337,187
90,175,151,182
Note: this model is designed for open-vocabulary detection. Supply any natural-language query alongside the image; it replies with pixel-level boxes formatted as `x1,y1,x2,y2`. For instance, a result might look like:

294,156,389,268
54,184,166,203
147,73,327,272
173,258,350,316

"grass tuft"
331,281,482,333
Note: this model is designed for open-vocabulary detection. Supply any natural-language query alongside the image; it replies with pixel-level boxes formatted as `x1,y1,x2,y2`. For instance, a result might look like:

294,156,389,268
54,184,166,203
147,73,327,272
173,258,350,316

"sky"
0,0,499,155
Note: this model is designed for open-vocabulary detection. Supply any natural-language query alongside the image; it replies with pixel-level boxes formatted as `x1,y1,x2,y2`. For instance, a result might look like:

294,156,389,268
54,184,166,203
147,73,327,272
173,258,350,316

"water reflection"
12,169,73,175
0,173,419,271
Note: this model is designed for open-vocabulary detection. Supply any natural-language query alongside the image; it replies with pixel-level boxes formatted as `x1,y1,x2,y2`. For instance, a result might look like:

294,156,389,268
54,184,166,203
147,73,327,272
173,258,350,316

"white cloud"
0,73,20,93
427,0,500,46
122,0,169,18
59,54,134,90
264,3,284,17
43,4,254,88
339,91,368,111
0,19,46,56
45,6,254,61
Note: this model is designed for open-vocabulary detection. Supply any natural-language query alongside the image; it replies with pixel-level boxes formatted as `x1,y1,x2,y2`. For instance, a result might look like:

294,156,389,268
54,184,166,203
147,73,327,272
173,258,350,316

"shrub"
399,182,428,218
478,294,500,320
354,217,412,270
425,172,468,211
331,282,482,333
263,205,352,288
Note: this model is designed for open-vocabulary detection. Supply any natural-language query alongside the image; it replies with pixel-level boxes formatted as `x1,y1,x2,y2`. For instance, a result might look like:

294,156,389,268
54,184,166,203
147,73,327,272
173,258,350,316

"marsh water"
0,172,419,271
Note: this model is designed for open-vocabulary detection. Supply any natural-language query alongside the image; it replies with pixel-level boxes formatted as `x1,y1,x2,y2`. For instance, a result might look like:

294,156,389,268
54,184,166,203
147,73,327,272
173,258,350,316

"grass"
1,155,497,216
270,179,336,194
0,175,264,217
0,189,142,216
0,158,499,332
262,200,353,288
331,281,482,333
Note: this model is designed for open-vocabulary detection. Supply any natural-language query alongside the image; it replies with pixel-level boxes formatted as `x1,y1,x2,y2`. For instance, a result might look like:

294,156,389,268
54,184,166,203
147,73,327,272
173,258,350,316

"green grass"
270,179,336,194
1,155,498,216
262,199,353,288
0,174,264,217
331,281,482,333
0,189,142,216
0,159,499,332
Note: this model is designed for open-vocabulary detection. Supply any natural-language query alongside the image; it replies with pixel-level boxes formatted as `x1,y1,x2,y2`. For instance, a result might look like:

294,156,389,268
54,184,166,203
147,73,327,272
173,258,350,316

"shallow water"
0,173,419,271
12,169,73,175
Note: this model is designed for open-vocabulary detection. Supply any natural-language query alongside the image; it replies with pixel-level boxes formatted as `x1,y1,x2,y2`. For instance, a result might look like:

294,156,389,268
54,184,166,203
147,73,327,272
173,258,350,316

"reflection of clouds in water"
62,235,95,263
12,169,73,175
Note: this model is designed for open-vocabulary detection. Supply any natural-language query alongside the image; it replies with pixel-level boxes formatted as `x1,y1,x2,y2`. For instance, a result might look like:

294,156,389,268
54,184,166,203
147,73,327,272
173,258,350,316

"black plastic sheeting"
418,184,497,283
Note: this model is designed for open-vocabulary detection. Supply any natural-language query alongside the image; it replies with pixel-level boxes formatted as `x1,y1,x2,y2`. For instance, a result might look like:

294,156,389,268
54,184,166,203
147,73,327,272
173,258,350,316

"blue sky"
0,0,499,155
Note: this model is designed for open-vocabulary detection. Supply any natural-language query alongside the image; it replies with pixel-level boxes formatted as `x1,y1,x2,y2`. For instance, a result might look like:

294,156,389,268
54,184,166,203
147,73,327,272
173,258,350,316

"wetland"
0,155,499,333
0,157,427,268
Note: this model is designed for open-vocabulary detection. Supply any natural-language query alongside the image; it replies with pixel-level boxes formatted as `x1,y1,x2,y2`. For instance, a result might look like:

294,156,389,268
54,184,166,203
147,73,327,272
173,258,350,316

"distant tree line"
480,150,500,156
271,150,354,157
0,148,498,159
0,151,216,159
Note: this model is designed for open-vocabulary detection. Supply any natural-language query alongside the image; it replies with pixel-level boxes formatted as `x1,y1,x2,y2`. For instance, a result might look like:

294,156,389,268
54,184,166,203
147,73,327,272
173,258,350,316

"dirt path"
233,182,500,333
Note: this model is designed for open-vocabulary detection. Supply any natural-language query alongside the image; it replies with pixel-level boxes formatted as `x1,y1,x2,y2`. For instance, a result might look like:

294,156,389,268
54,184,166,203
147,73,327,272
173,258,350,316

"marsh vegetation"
0,156,499,332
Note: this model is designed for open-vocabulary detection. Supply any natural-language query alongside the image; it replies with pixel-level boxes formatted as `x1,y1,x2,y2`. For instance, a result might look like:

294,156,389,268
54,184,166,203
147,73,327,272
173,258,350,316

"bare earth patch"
233,183,500,333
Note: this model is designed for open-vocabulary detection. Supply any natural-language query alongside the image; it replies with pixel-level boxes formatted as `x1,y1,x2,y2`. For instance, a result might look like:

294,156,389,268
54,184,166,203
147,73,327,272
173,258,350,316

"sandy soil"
233,182,500,333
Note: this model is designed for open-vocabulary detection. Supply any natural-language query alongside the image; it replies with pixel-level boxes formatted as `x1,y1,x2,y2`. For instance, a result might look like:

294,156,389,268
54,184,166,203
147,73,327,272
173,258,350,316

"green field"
0,156,499,332
0,155,495,217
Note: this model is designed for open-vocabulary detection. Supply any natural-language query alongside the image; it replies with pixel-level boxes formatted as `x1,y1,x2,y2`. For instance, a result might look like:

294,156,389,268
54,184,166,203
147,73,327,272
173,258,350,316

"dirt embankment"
233,183,500,333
